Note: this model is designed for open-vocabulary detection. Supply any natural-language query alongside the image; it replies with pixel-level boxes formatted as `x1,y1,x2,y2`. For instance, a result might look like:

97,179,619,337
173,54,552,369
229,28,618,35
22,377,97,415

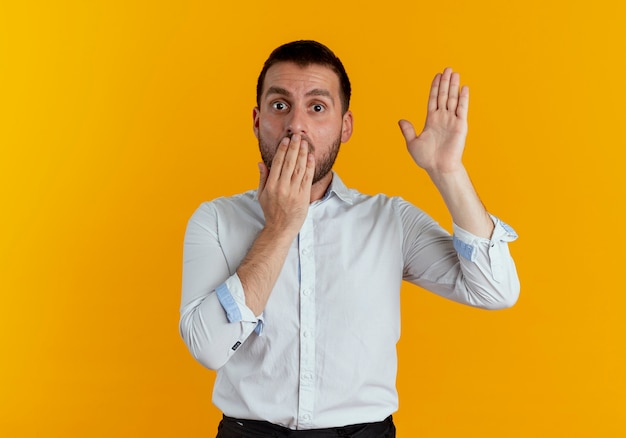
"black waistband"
219,414,395,437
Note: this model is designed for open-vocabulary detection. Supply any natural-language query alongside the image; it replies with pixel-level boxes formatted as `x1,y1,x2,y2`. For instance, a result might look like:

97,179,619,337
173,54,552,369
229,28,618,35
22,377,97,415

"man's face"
253,62,353,184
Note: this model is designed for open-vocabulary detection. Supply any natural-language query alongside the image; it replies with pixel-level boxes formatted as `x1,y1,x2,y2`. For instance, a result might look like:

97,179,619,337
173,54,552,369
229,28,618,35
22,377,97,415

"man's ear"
252,107,260,139
341,110,353,143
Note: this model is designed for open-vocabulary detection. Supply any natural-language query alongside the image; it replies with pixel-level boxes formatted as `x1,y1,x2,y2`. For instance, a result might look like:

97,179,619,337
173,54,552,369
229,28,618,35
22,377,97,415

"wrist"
427,165,468,187
259,223,300,246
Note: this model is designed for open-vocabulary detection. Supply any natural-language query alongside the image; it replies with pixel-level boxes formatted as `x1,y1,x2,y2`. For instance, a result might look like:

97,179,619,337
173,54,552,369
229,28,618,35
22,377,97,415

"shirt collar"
321,172,354,205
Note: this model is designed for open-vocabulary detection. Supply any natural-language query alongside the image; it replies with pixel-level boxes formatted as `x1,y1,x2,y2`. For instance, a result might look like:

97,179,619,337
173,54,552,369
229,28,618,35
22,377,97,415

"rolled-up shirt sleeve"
216,275,264,333
451,215,520,307
179,203,262,371
400,199,520,309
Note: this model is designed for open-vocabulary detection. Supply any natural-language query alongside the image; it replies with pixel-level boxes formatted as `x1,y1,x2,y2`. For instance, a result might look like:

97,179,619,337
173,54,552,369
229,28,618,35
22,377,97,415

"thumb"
398,119,417,143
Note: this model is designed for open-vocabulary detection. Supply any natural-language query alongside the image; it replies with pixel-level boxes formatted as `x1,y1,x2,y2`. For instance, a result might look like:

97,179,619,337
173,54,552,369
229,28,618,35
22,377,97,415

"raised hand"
257,134,315,236
398,68,494,238
398,68,469,175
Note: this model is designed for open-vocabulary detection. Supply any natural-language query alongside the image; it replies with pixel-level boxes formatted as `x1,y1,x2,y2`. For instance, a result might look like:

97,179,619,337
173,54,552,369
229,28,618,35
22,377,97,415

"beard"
259,133,342,185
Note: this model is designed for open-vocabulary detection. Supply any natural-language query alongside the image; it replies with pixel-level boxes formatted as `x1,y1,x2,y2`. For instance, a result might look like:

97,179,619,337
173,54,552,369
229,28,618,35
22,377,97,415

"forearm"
237,226,296,315
428,166,494,239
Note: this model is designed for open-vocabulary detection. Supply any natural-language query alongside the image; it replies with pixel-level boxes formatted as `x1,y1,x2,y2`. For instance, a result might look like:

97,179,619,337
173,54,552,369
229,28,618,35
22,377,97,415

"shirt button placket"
297,214,316,428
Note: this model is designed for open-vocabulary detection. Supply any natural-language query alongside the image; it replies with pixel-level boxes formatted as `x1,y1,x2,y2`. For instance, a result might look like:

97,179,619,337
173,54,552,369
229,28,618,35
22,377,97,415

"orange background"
1,0,625,436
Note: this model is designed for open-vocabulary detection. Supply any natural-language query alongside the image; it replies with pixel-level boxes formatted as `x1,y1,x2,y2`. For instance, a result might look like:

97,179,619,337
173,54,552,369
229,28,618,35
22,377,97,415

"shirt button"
303,331,311,338
302,289,311,296
301,248,309,256
302,414,311,421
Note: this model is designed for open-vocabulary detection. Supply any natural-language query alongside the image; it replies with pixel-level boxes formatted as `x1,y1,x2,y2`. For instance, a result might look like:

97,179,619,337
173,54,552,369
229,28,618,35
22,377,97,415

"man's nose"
286,106,307,136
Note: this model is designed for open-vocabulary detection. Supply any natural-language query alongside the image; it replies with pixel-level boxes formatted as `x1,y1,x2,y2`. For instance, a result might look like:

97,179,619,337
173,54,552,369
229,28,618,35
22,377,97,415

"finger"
437,67,452,110
398,119,417,143
300,152,315,192
427,73,441,112
448,72,460,112
267,137,290,183
456,85,469,120
279,134,302,182
291,139,309,183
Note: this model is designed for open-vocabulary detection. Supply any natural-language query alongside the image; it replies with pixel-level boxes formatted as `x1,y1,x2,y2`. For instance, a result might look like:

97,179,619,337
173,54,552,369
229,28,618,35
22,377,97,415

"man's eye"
312,104,325,112
272,102,288,111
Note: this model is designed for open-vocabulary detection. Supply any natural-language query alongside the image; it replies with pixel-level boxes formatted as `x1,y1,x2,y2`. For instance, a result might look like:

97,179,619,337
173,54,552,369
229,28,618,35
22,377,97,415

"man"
180,40,519,437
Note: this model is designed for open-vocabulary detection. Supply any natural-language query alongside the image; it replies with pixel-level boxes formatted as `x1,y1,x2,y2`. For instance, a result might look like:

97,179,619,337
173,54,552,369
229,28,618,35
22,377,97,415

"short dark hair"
256,40,351,114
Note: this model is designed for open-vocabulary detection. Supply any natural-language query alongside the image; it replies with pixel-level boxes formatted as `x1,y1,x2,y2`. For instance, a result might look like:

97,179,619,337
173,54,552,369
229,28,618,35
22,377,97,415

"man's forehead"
262,62,340,96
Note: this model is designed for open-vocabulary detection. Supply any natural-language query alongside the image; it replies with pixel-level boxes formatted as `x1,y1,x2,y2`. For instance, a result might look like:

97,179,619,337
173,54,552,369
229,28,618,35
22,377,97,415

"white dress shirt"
179,173,519,430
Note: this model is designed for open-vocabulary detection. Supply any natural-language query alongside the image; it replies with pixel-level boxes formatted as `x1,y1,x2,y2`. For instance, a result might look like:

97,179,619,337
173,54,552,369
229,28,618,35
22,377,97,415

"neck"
309,172,333,203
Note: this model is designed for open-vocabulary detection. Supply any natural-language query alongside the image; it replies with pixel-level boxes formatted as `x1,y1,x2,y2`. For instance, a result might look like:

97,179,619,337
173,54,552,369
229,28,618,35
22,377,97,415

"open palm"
399,68,469,175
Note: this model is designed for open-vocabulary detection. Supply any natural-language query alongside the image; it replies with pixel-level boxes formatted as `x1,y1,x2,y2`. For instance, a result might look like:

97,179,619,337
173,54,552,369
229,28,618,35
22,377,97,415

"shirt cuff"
453,215,518,262
215,274,264,335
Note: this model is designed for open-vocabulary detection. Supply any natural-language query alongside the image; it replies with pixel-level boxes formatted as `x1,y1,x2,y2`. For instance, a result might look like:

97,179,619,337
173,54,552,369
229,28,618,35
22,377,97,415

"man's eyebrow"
264,87,334,103
265,86,291,98
305,89,333,100
307,89,336,105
